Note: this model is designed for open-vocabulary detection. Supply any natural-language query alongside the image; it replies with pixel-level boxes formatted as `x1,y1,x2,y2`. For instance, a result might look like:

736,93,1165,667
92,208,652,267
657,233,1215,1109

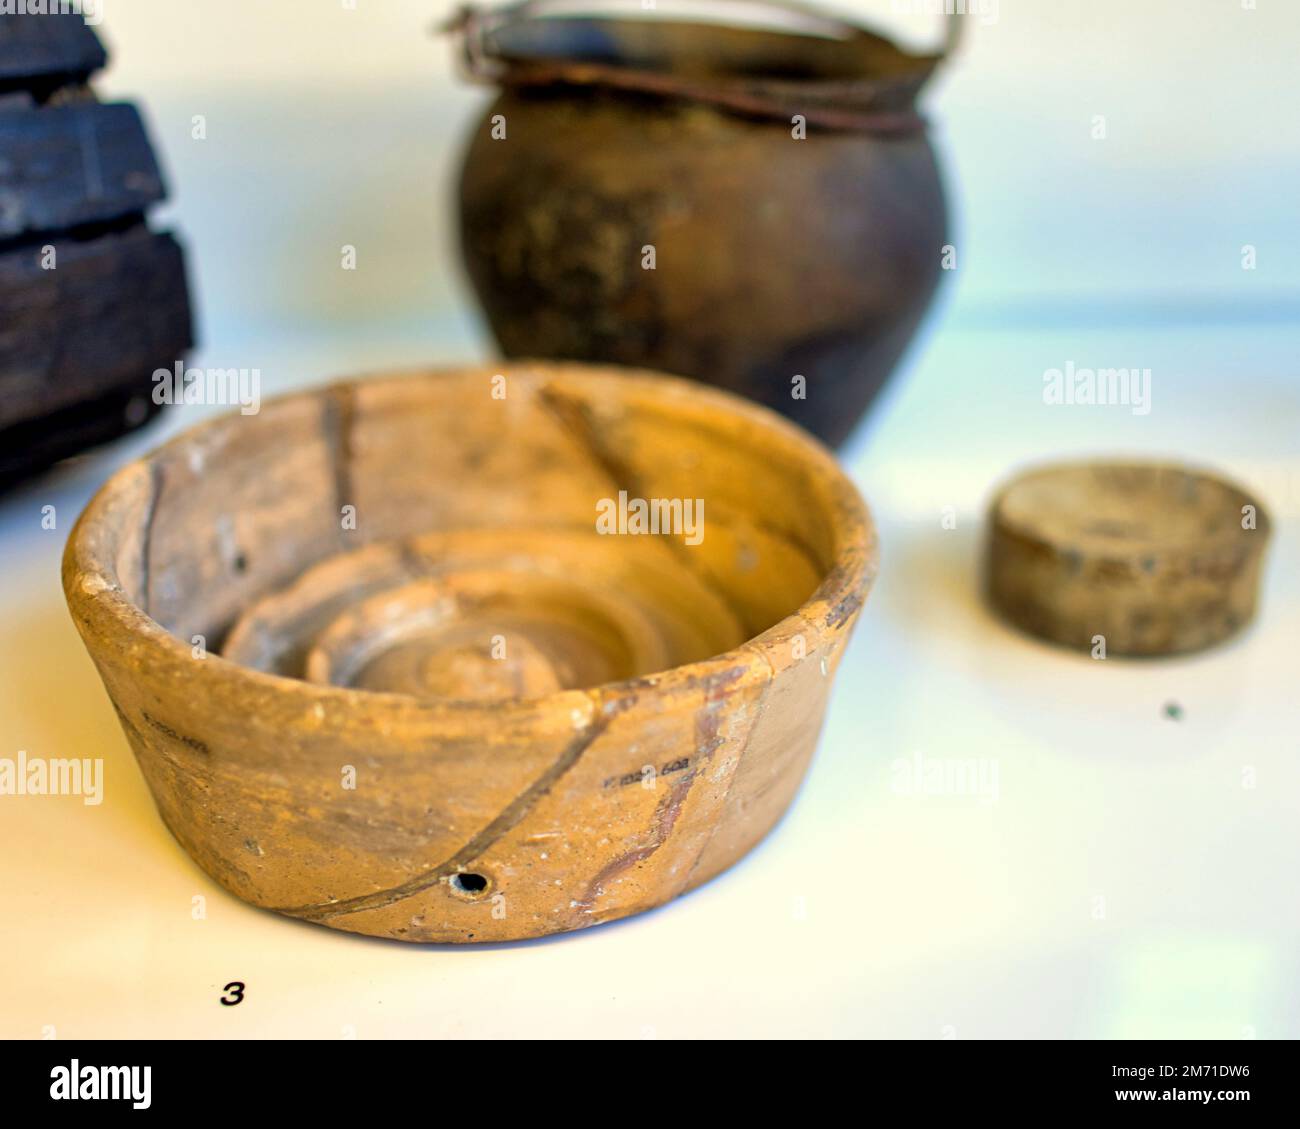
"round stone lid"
984,460,1272,656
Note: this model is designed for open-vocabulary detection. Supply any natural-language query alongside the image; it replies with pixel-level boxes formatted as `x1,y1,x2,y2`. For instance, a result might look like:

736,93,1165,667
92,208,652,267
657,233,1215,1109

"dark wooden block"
0,102,165,236
0,11,106,86
0,13,196,487
0,384,164,488
0,224,193,431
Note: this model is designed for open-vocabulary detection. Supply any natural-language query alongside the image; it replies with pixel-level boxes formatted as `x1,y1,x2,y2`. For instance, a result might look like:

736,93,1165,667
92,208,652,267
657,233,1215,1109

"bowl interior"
93,366,865,703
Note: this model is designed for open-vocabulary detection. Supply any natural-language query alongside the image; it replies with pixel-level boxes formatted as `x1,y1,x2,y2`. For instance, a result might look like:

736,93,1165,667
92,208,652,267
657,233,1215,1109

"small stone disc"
984,461,1271,656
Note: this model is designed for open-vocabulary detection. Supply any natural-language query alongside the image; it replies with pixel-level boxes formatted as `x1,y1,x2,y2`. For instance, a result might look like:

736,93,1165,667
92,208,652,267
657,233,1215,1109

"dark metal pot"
451,0,955,447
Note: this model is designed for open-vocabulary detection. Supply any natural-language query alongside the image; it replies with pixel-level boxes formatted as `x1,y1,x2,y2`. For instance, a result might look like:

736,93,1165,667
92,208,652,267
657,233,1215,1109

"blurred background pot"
452,0,955,447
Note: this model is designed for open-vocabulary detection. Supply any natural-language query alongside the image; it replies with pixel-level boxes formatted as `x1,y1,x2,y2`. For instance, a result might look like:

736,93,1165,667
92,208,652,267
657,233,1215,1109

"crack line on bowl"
271,696,613,922
535,381,753,633
566,765,698,928
323,384,357,551
140,458,163,617
678,658,775,893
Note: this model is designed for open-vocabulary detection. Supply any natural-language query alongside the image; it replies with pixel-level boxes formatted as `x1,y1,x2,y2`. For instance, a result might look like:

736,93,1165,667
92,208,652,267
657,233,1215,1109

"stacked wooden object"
0,12,193,486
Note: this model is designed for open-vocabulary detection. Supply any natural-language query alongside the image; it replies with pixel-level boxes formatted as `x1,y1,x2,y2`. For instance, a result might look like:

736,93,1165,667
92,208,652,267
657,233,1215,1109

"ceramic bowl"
64,363,875,942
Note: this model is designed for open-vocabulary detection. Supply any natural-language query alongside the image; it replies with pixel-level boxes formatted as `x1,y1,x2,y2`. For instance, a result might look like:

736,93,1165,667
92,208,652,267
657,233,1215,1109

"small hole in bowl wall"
451,872,489,896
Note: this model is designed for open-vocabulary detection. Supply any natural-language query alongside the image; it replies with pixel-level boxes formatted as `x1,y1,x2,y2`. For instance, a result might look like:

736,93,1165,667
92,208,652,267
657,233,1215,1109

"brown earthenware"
985,460,1271,656
63,363,876,942
451,0,955,448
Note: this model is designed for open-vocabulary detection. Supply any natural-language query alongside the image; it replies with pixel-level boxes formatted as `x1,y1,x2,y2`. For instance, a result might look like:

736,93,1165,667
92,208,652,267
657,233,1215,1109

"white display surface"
1,1,1297,1039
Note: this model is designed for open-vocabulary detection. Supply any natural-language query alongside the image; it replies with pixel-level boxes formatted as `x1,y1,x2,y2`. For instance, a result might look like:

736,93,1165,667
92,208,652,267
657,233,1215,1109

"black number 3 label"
220,981,245,1006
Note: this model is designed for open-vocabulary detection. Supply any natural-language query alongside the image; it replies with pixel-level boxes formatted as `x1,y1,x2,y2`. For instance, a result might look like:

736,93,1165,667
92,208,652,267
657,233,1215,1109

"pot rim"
64,363,878,730
447,0,956,133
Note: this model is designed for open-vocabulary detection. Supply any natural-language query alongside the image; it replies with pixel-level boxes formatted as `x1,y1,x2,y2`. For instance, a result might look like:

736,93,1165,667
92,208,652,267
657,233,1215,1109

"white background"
1,0,1298,1038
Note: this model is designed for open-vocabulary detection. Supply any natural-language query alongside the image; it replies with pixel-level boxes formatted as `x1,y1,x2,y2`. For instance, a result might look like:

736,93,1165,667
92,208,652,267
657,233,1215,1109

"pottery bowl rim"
63,363,877,728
